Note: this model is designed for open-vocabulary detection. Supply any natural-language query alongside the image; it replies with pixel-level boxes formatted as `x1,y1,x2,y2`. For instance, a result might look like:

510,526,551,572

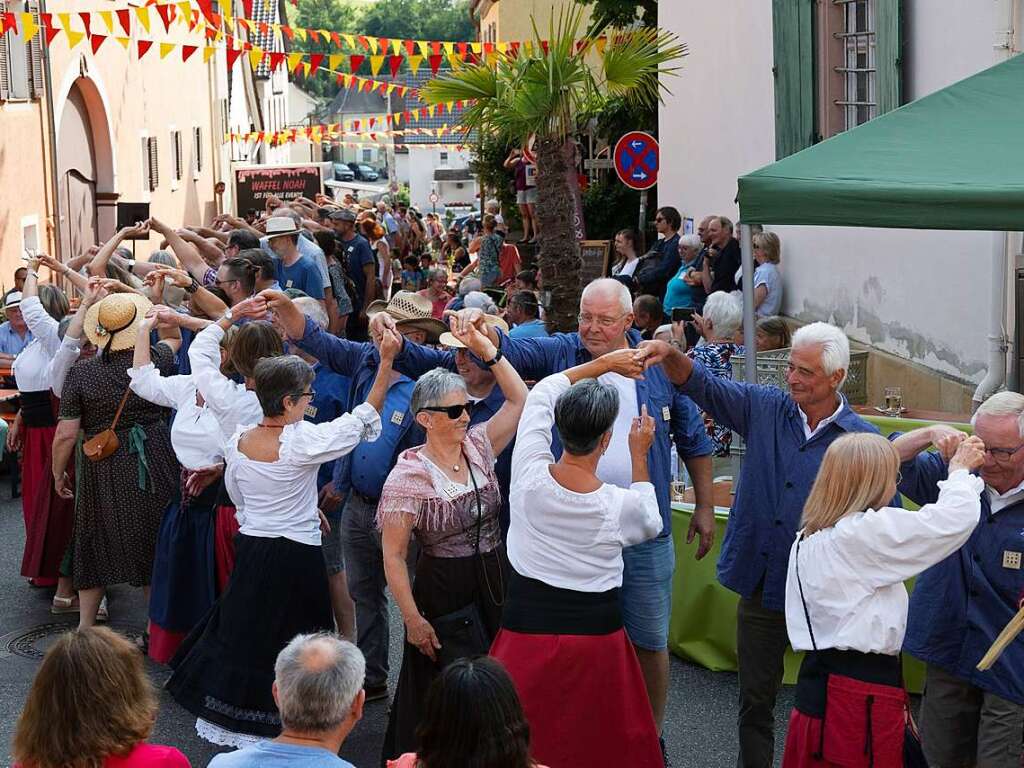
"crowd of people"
4,190,1023,768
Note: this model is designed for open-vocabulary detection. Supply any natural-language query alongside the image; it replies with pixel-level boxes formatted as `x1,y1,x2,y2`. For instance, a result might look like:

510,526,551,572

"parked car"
347,163,380,182
332,163,355,182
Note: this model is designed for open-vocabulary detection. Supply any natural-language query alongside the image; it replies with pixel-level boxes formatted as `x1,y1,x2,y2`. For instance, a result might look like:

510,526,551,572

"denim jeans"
342,494,389,688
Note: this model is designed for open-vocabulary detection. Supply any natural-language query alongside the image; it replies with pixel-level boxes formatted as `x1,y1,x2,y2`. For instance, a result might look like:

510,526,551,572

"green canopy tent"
733,53,1024,388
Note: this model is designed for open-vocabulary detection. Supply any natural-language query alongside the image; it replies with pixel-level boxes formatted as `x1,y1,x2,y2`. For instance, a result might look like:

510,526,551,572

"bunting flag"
137,38,153,58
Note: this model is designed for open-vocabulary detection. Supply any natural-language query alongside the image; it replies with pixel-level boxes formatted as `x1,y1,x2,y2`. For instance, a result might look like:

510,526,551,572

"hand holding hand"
601,347,648,380
378,328,403,364
628,404,656,456
231,295,268,322
930,425,966,461
146,217,170,235
38,253,66,275
443,308,487,336
149,266,193,289
184,464,224,497
83,277,108,306
369,309,399,340
449,321,495,360
635,339,676,367
949,435,986,474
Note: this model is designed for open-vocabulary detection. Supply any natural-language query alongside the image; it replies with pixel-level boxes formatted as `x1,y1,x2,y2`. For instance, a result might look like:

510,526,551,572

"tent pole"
740,223,757,383
972,231,1010,409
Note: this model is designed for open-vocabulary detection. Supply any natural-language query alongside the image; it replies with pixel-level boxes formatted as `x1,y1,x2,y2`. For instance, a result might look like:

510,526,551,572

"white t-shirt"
595,371,639,490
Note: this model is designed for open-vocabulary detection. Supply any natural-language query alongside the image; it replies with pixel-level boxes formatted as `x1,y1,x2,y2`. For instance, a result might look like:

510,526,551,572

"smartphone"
672,307,695,323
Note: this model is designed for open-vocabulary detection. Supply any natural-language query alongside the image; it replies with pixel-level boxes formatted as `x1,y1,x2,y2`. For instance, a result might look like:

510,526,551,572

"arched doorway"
56,77,114,260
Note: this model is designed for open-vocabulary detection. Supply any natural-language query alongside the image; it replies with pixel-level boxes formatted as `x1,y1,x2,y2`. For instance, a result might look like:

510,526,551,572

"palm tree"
422,8,686,331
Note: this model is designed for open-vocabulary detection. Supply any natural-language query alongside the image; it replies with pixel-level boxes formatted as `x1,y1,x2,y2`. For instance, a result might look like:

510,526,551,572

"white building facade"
659,1,1023,393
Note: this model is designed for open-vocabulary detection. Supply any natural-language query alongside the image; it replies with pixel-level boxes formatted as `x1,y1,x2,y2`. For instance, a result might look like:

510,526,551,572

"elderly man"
266,290,440,704
374,277,715,752
892,393,1024,768
640,321,881,768
506,291,548,339
209,633,366,768
0,292,32,363
700,216,741,295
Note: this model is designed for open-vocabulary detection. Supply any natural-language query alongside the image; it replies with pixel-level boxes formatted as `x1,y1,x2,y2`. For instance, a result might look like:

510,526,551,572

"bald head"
580,278,632,314
273,633,365,734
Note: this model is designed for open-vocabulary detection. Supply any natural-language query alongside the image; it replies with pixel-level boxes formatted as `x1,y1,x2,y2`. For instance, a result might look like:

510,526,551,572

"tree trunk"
533,136,581,333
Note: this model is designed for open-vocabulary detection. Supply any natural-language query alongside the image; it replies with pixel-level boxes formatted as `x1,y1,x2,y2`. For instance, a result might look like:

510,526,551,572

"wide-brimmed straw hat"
366,291,447,343
84,292,153,354
439,314,509,349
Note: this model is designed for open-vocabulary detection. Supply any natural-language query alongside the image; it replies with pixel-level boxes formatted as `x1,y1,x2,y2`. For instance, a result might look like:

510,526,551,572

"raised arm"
19,255,60,352
147,217,212,284
262,290,368,376
187,225,230,244
49,280,106,396
148,267,227,319
38,253,88,294
88,223,148,276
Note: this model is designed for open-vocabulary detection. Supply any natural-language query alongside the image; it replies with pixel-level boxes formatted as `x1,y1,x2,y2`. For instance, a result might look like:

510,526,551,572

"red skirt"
214,504,239,593
490,628,662,768
20,427,73,583
782,701,906,768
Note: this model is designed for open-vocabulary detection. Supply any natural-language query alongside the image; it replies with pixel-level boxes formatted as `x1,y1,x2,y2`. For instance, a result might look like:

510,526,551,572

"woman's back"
64,347,175,434
105,743,190,768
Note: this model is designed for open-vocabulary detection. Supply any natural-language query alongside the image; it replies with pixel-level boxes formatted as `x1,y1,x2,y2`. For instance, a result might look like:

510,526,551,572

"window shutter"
875,0,903,116
148,137,159,191
193,126,202,174
173,130,182,180
772,0,814,159
0,0,10,102
26,0,42,98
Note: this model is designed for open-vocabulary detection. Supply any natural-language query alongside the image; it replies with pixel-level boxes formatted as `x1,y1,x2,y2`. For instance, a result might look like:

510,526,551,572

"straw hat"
366,291,447,343
439,314,509,349
265,216,301,237
84,292,153,353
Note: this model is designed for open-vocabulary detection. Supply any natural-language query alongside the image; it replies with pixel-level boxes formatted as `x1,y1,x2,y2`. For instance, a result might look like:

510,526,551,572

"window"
143,136,159,192
439,151,449,164
836,1,876,129
171,129,183,184
362,149,373,163
0,0,43,101
193,126,203,177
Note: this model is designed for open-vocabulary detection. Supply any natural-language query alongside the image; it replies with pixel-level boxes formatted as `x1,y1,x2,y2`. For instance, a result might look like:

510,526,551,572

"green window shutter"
875,0,903,116
772,0,814,159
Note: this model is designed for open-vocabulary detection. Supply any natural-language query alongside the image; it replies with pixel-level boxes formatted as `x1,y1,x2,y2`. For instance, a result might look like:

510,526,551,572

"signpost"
428,191,439,214
614,131,660,252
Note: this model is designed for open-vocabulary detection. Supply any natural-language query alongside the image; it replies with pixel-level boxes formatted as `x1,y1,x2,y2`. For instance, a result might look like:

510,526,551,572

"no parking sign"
614,131,660,190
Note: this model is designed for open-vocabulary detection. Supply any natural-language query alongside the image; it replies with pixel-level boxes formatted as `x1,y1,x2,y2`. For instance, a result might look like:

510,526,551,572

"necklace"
424,446,460,472
258,422,285,429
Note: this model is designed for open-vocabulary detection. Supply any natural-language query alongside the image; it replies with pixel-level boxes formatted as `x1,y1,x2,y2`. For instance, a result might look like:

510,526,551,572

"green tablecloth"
862,414,973,436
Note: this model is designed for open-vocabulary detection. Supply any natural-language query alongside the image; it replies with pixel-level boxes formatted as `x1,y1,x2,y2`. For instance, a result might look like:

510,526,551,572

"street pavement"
0,486,795,767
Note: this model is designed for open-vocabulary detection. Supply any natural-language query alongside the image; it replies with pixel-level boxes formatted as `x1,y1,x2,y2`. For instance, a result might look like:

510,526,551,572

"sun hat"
84,292,153,356
5,291,22,308
366,291,447,343
328,208,357,222
265,216,301,237
438,314,509,349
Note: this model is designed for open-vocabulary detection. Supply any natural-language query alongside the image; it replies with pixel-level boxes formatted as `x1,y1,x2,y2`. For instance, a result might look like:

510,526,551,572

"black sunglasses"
419,403,470,419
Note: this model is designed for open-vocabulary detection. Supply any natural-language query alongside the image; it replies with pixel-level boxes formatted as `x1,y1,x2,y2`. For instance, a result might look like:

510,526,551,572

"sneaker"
96,596,109,622
363,683,389,702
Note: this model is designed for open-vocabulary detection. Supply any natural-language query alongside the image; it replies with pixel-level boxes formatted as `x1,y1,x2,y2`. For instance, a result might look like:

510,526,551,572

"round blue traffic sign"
614,131,660,190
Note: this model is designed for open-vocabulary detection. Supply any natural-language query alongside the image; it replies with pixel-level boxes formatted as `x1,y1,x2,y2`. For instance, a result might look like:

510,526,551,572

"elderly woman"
781,433,985,768
418,267,451,320
663,234,706,313
167,347,392,747
491,351,665,767
12,627,190,768
753,231,783,317
378,321,528,761
51,292,182,629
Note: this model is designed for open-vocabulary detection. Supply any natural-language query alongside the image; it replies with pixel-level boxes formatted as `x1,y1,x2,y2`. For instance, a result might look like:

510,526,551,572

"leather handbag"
431,602,491,668
82,387,131,462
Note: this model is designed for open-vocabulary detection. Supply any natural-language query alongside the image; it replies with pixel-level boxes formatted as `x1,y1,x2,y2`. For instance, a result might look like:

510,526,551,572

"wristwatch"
220,308,233,323
126,258,136,273
483,348,503,368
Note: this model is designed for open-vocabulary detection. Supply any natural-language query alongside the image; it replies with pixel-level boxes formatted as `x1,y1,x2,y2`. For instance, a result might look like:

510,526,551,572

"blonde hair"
801,433,899,535
753,231,781,264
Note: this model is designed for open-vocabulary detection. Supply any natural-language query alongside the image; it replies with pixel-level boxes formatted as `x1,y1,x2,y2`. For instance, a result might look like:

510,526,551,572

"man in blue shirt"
892,396,1024,768
327,209,377,341
0,291,32,363
375,278,715,747
266,290,443,703
506,291,549,339
264,217,325,302
641,321,881,768
209,634,365,768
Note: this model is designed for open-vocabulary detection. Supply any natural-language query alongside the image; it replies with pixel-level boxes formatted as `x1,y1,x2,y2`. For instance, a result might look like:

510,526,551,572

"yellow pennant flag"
20,12,38,41
446,101,455,113
595,38,607,55
203,46,216,63
393,112,402,126
355,77,366,90
115,36,130,50
470,42,482,54
248,47,264,69
447,53,461,70
522,40,533,54
328,53,343,71
287,52,303,73
369,55,385,76
294,27,307,42
177,2,192,27
63,26,85,49
407,55,423,75
417,40,430,58
302,62,311,78
342,33,355,48
386,83,395,95
391,39,402,55
442,41,455,56
427,104,437,118
410,109,420,122
218,0,233,25
160,43,175,59
98,10,114,33
135,6,151,33
367,36,379,54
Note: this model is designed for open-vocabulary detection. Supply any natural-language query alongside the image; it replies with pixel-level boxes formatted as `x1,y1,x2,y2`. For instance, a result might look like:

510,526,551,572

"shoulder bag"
82,387,132,462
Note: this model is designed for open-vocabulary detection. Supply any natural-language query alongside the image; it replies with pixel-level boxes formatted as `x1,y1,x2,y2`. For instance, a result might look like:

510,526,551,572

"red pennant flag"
308,53,324,75
308,29,320,43
155,4,173,32
404,40,415,55
403,111,412,123
349,55,364,73
257,21,269,34
241,0,253,17
181,45,197,62
90,34,107,54
79,12,92,38
483,42,494,55
378,37,389,53
465,52,478,65
428,54,442,75
226,44,244,69
388,55,403,78
196,0,215,22
116,8,131,35
509,41,520,58
369,117,376,128
335,73,345,85
330,31,341,48
358,35,370,51
280,25,294,40
430,41,441,55
386,114,393,126
205,25,217,40
269,51,286,71
457,42,468,58
42,14,60,45
353,120,360,131
456,100,464,110
541,41,550,54
1,12,16,35
137,39,153,58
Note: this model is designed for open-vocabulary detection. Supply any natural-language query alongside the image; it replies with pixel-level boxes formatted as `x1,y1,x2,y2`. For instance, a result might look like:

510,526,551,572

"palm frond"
602,28,688,107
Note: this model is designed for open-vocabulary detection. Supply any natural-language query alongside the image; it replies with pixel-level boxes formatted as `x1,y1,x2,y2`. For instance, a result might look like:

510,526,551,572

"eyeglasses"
985,444,1024,461
294,389,316,400
578,312,629,329
419,403,470,419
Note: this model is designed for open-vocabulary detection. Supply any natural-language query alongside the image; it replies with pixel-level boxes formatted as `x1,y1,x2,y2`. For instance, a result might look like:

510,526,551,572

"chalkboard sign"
234,164,326,215
579,240,611,286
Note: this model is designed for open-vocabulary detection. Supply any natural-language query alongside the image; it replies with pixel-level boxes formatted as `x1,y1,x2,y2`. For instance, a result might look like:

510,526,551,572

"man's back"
209,741,354,768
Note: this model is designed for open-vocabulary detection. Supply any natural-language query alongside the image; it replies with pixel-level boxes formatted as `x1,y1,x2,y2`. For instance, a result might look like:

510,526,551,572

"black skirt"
165,533,333,739
381,547,507,764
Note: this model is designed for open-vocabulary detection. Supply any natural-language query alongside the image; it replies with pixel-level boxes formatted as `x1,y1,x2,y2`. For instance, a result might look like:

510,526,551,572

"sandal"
51,595,80,615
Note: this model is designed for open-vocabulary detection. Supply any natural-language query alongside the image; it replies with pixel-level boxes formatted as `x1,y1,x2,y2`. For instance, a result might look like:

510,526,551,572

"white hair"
458,277,482,297
678,234,702,251
791,322,850,388
294,296,329,330
703,291,743,338
274,633,365,733
972,390,1024,436
581,278,632,314
654,323,674,341
464,290,498,314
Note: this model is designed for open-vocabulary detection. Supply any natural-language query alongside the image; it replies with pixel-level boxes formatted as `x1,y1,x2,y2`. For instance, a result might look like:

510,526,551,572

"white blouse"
127,365,223,470
508,372,662,592
15,295,80,395
785,469,983,655
225,402,382,546
189,323,263,443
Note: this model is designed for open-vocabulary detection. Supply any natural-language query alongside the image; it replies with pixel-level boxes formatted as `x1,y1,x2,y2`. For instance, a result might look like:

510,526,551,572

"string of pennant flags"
227,122,470,148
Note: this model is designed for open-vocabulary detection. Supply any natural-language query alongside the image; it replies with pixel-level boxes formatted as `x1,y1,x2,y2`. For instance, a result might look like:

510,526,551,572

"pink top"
105,744,191,768
388,756,547,768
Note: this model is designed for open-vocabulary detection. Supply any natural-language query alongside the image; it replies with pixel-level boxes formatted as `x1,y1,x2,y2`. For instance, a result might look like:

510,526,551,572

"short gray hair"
703,291,743,338
464,291,498,314
554,378,619,455
274,633,365,733
581,278,632,314
294,296,329,330
148,249,177,268
254,355,314,417
678,234,701,251
426,267,448,282
791,322,850,388
459,277,482,297
411,368,467,413
973,391,1024,436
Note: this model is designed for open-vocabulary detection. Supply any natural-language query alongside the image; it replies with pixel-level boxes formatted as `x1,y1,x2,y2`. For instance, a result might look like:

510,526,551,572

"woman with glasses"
378,320,528,762
167,344,393,748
